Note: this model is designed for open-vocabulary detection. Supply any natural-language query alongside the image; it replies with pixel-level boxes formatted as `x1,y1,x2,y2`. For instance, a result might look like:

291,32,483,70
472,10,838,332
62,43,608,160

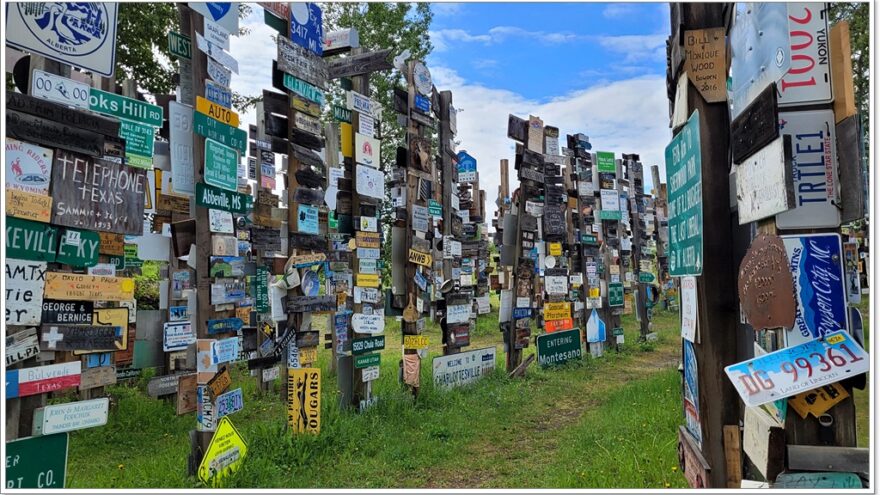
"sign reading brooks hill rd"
665,110,703,276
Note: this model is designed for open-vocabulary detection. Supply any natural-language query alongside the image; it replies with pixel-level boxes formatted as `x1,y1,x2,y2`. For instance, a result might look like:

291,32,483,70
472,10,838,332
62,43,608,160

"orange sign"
545,318,574,333
44,273,135,301
6,188,52,223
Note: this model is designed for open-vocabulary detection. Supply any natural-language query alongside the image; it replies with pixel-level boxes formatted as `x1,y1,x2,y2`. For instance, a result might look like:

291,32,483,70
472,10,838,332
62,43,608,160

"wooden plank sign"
39,325,123,352
286,368,320,434
735,136,794,224
78,366,117,390
177,373,198,415
6,189,53,223
44,273,134,302
327,49,393,79
678,425,711,488
146,374,182,398
51,150,146,235
277,35,328,87
6,327,40,366
742,406,785,481
6,361,81,399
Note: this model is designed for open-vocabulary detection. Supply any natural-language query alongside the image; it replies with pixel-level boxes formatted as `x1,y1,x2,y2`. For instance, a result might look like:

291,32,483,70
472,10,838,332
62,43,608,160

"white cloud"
433,67,671,229
430,25,588,52
602,3,640,19
595,34,668,63
432,3,463,17
227,7,278,134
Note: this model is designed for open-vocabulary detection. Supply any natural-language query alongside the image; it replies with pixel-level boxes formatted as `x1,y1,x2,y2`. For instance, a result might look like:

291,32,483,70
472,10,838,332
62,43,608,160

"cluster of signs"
669,5,868,488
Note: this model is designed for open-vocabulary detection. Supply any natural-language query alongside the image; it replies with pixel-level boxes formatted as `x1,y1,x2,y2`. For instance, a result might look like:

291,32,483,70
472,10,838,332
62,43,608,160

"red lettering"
789,30,814,51
789,7,812,24
788,54,816,75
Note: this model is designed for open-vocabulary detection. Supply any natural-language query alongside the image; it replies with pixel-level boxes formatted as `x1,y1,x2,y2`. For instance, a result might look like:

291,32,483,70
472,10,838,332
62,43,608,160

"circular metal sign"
544,255,557,269
413,61,432,95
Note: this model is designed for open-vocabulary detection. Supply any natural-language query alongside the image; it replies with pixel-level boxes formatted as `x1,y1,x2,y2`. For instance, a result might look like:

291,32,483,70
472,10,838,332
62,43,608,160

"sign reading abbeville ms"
665,110,703,276
196,182,252,214
50,150,146,235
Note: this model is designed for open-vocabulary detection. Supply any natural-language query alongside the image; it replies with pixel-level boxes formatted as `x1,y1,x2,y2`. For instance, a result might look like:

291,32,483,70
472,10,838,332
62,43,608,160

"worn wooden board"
79,365,117,390
176,373,198,415
787,445,869,474
678,425,711,488
51,150,146,235
743,407,785,481
277,35,328,88
684,28,726,103
39,325,122,352
327,49,393,79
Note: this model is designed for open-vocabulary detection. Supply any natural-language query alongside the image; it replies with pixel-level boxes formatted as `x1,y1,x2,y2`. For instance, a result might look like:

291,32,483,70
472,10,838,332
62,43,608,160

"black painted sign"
251,227,282,251
7,110,105,158
287,295,336,313
7,92,120,136
327,49,393,79
39,324,122,351
731,82,779,164
41,300,94,325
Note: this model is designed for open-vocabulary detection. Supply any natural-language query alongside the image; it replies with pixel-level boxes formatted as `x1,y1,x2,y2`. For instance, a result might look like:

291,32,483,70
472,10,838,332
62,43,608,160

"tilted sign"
664,110,703,276
195,33,239,74
5,432,68,488
536,329,583,367
6,328,40,367
777,3,833,106
738,234,797,331
51,150,146,235
189,2,239,33
287,368,321,434
6,3,118,77
283,73,325,106
34,398,109,435
725,331,867,407
775,109,840,229
7,361,81,399
289,2,323,56
432,347,496,389
327,49,393,79
215,388,244,419
782,233,847,347
197,416,248,485
277,35,328,87
6,260,46,326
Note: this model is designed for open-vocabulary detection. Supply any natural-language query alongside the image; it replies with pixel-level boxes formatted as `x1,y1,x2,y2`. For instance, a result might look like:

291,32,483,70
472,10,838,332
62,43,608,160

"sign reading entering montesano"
51,150,146,235
536,329,583,368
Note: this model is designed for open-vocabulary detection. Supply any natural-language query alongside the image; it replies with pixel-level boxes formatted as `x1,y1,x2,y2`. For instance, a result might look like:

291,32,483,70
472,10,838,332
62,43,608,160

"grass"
64,295,869,488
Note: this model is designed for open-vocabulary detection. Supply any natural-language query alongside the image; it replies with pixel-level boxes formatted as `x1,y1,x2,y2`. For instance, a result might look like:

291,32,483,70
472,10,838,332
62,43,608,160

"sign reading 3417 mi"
665,110,703,276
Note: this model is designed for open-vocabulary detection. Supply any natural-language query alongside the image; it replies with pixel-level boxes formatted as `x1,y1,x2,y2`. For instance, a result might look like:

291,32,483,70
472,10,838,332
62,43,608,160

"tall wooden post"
625,154,650,340
670,3,740,488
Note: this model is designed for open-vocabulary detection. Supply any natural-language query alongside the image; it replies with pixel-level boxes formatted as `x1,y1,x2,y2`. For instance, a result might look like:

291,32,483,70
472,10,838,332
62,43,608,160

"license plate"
725,331,868,407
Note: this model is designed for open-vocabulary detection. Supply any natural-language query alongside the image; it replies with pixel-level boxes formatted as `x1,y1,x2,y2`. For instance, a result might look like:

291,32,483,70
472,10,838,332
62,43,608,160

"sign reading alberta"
432,347,496,389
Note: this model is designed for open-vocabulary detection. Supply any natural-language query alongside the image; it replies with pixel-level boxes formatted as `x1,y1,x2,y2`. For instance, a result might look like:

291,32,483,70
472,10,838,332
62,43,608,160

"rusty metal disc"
737,234,796,330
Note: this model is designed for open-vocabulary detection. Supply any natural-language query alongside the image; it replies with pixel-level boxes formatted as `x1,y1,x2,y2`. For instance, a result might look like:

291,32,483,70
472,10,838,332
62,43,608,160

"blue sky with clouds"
428,2,670,99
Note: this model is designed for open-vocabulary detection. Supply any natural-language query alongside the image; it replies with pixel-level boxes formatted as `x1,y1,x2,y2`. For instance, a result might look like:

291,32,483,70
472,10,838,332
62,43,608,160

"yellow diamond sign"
198,416,248,485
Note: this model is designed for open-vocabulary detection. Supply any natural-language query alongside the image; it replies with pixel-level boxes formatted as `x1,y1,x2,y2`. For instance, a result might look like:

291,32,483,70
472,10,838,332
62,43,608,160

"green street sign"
109,254,125,270
598,210,622,221
354,353,380,369
6,217,58,262
332,105,351,123
119,120,155,168
124,244,143,268
196,182,252,214
428,199,442,217
193,111,247,153
282,73,325,106
639,272,655,283
665,110,703,276
596,151,616,173
352,335,385,355
89,88,163,127
581,234,598,245
263,8,287,34
255,266,269,313
167,31,192,60
204,138,238,192
57,228,100,267
536,329,582,368
608,282,624,307
5,432,68,488
612,327,624,336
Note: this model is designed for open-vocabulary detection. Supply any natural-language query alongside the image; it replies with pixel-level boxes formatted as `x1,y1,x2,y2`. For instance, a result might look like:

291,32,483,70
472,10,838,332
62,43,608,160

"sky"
229,2,673,226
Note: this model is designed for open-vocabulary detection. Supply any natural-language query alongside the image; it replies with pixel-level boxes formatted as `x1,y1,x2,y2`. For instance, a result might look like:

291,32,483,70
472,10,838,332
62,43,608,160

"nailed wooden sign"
678,426,711,488
41,301,94,325
147,373,183,397
51,150,146,235
731,83,779,165
290,232,326,251
738,234,796,330
6,189,53,224
735,135,795,224
291,127,325,151
327,49,393,79
294,111,323,136
6,361,81,399
39,325,122,352
356,231,381,249
293,186,325,206
277,35,328,88
79,366,117,390
251,227,282,251
7,92,120,137
6,328,40,367
176,374,198,415
44,273,134,302
7,108,105,159
684,28,727,103
6,260,47,326
287,295,336,313
743,406,785,481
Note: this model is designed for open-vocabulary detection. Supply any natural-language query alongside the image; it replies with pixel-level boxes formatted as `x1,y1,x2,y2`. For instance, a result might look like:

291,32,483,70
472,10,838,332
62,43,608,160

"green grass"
853,295,870,448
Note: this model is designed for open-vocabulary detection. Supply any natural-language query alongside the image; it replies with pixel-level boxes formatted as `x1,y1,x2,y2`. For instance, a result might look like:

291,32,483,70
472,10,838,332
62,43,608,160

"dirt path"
424,337,681,488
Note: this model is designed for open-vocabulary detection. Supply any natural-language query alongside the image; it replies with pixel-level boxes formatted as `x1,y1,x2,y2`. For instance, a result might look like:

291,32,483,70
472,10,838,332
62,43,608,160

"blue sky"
428,2,670,100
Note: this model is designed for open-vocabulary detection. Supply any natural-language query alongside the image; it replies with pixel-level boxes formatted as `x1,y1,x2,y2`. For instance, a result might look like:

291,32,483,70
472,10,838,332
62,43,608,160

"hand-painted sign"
6,260,47,326
44,273,134,302
6,188,53,224
215,387,244,419
34,398,108,435
432,347,496,388
5,432,68,488
665,110,702,276
287,368,321,433
163,321,196,352
683,28,727,103
51,150,146,235
735,136,795,224
536,329,582,367
6,328,40,367
7,3,118,77
351,313,384,335
197,416,248,485
196,182,252,214
277,35,328,87
725,331,868,407
6,361,81,399
289,3,323,55
39,325,122,352
738,235,796,331
543,301,571,321
782,233,847,346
